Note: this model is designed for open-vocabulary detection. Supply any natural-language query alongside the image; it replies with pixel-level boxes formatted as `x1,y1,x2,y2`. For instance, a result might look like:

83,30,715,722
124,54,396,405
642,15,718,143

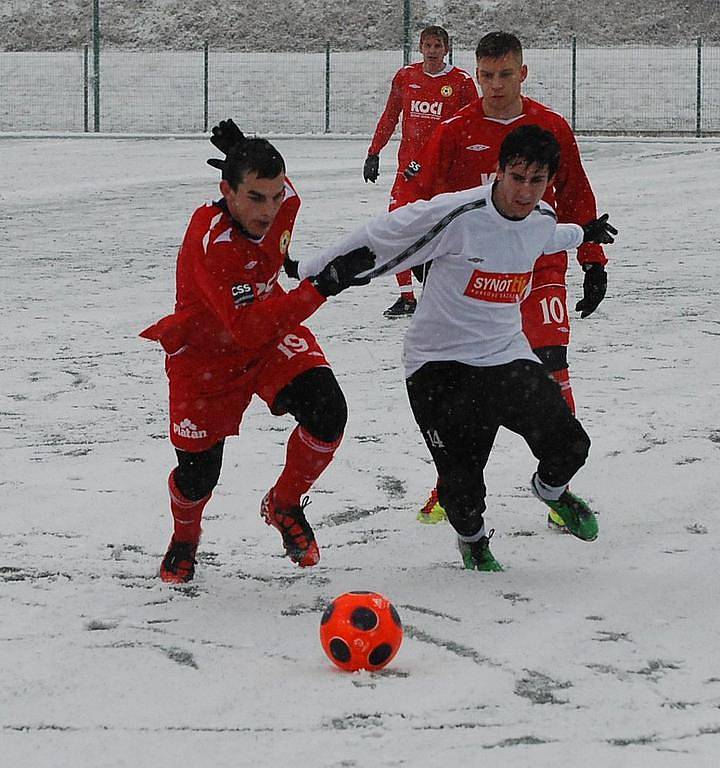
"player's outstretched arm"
310,247,376,297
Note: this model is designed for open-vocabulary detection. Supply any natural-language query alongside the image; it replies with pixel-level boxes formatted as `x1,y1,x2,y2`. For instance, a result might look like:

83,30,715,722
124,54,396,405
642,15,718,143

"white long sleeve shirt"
299,182,584,377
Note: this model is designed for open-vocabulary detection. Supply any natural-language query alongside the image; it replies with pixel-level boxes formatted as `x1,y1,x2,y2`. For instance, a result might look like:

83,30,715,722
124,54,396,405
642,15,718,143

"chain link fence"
1,42,719,135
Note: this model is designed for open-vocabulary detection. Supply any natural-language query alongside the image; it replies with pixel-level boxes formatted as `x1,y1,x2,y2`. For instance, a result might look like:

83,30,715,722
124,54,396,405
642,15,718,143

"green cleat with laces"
540,489,598,542
457,530,504,572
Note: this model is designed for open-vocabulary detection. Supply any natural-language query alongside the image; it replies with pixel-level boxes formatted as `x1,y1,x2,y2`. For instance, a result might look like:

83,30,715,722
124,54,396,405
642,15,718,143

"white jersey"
299,182,584,376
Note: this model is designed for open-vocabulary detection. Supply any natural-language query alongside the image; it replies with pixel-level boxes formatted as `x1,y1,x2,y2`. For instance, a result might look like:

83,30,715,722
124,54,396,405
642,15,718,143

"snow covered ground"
2,135,720,767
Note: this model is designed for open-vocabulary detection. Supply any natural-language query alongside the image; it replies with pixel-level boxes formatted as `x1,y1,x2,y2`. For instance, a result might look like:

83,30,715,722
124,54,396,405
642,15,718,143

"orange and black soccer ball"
319,591,403,672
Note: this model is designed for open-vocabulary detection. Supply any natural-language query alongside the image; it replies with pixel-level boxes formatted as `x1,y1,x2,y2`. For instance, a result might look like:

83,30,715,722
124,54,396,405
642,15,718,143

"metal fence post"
403,0,410,65
571,36,577,133
696,37,702,138
204,41,209,133
92,0,100,132
325,42,331,133
83,44,89,133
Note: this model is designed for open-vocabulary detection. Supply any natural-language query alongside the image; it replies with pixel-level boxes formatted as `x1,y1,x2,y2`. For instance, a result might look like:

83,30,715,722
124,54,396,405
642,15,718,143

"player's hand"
363,154,380,183
582,213,617,244
575,263,607,318
311,247,376,297
283,255,299,280
207,118,245,169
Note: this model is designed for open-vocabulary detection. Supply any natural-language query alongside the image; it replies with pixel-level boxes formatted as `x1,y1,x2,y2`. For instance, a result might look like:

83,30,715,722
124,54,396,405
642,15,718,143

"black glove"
310,247,376,297
363,154,380,183
283,255,299,280
582,213,617,244
207,118,245,170
575,263,607,318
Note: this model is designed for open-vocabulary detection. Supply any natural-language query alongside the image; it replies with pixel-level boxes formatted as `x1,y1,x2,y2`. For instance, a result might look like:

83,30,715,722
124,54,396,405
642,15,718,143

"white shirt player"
299,182,584,376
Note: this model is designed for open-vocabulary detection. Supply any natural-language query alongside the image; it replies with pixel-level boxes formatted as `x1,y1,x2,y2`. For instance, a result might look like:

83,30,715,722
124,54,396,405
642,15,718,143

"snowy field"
2,135,720,767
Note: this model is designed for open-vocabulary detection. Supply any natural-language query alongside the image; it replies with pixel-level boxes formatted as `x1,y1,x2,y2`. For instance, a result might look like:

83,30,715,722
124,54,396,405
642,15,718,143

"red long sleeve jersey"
140,179,325,367
395,97,606,268
369,62,478,173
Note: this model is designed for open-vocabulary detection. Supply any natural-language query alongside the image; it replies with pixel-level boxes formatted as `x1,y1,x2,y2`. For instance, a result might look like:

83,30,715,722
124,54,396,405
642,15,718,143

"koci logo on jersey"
173,418,208,440
410,100,443,117
464,270,532,303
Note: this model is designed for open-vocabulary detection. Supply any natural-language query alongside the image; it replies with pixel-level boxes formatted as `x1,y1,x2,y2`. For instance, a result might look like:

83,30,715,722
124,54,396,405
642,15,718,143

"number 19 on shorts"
277,333,310,358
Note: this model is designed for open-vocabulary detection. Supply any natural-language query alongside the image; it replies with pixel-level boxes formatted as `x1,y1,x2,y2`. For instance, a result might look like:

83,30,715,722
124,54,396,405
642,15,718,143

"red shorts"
165,325,329,452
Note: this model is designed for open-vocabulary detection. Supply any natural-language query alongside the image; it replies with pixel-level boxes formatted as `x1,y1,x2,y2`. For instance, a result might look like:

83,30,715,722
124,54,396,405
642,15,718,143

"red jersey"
395,96,606,268
140,179,325,370
369,62,478,173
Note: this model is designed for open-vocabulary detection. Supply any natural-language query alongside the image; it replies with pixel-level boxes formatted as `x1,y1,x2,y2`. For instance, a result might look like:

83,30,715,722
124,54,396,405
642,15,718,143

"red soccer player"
395,32,609,527
363,25,478,317
140,119,372,583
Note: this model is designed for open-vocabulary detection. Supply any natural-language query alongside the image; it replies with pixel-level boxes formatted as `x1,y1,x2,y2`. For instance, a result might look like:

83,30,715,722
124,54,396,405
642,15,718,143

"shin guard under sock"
168,471,210,544
272,426,342,509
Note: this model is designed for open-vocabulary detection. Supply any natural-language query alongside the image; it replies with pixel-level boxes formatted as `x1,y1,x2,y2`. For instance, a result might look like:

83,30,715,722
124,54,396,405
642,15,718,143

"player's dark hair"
223,138,285,189
420,25,449,49
498,124,560,179
475,31,523,61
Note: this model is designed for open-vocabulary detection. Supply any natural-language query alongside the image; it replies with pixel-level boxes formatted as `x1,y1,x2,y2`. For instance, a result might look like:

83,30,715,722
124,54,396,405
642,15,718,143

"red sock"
550,368,576,414
168,471,211,544
272,426,342,508
395,269,414,299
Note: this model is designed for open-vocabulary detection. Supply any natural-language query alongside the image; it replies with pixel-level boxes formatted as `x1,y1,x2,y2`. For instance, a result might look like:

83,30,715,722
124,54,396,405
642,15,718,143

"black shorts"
406,359,590,533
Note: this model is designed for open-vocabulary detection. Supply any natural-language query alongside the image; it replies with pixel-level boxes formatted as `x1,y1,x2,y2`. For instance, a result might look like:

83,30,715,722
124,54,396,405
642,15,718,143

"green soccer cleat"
540,490,598,542
417,487,448,524
457,531,504,572
547,506,568,532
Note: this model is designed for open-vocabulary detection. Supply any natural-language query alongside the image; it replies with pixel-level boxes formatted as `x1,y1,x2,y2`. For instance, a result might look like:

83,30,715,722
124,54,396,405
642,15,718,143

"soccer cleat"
383,296,417,318
261,490,320,567
547,507,568,532
534,485,598,542
457,530,504,572
417,487,448,524
160,538,198,584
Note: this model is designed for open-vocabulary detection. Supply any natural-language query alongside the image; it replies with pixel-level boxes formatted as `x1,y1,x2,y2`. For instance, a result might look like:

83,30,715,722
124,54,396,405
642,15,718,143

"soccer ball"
319,591,403,672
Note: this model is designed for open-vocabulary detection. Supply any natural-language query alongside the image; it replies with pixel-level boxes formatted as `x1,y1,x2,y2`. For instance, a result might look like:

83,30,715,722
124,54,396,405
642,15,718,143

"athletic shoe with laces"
383,296,416,318
457,529,504,572
261,490,320,567
416,487,448,524
160,537,198,584
532,475,598,542
547,506,568,532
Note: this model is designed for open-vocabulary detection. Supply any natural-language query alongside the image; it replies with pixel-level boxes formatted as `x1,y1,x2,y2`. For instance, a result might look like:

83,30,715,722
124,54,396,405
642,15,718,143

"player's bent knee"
276,367,348,443
567,425,591,473
533,345,568,373
174,441,224,501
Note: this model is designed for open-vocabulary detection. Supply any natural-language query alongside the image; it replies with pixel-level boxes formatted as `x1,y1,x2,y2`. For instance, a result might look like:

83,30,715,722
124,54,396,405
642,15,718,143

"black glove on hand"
582,213,617,244
207,118,245,170
363,154,380,183
575,263,607,318
311,247,376,297
283,255,299,280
